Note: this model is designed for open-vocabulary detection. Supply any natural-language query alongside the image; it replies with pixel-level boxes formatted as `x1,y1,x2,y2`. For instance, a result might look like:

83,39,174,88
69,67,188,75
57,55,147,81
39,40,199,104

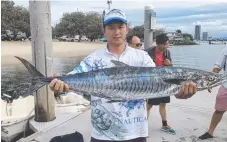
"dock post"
144,5,155,50
29,1,55,122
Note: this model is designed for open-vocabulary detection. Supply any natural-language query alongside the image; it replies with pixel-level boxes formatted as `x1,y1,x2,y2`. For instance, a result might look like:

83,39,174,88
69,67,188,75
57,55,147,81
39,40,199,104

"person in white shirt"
49,9,197,142
199,47,227,140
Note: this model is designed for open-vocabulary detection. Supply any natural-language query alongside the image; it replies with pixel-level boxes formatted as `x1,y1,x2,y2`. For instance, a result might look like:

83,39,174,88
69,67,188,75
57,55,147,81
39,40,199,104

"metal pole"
29,1,55,122
144,6,154,50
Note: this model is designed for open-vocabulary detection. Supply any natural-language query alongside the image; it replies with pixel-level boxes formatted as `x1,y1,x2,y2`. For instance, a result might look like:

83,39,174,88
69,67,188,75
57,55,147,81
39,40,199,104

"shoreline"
1,41,105,66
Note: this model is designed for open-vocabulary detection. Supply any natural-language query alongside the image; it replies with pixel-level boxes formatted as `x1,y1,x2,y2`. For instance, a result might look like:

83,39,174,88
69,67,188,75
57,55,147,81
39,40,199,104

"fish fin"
28,82,45,95
15,56,46,97
15,56,44,77
21,83,45,98
164,79,185,85
110,60,130,67
66,89,92,100
70,88,121,103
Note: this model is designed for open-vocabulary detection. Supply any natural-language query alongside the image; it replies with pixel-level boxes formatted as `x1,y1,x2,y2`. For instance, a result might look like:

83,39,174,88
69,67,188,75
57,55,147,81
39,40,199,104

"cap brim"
104,17,127,25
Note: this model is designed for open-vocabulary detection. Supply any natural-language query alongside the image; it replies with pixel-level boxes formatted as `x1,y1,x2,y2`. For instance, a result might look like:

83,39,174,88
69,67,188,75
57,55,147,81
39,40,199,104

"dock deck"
18,87,227,142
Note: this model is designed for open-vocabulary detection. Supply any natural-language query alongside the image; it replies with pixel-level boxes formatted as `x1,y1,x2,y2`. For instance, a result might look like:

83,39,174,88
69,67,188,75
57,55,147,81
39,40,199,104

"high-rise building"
202,32,208,41
194,25,201,40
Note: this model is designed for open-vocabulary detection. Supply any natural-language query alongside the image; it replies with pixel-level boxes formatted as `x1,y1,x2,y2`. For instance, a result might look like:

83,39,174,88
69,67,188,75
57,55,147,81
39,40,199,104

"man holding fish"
49,9,197,142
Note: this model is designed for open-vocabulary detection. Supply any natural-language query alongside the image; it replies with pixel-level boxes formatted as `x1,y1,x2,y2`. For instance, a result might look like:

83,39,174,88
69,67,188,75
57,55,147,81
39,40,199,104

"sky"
14,0,227,38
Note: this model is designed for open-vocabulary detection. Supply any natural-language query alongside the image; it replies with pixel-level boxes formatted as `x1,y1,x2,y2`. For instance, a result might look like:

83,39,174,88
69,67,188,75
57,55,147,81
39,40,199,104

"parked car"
75,36,79,41
1,30,27,41
99,37,108,42
1,30,14,41
14,32,27,41
81,37,88,41
1,34,12,41
58,35,77,42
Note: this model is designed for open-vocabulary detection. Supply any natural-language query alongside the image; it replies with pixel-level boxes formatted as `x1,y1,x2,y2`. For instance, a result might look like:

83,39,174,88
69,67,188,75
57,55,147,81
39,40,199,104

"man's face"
129,36,142,49
103,21,128,46
157,40,169,52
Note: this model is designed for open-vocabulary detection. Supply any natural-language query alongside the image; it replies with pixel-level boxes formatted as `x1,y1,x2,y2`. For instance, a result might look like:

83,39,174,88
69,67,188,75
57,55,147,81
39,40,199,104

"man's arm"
212,67,221,73
49,53,95,93
212,47,227,73
68,53,95,74
164,59,173,66
164,50,173,66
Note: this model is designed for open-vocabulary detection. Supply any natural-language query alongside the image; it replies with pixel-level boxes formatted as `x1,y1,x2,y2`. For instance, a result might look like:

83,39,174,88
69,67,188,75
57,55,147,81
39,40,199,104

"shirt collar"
105,42,131,56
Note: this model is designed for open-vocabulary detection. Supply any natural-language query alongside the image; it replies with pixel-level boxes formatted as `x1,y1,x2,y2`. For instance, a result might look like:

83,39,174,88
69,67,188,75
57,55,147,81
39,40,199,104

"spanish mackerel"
15,56,226,101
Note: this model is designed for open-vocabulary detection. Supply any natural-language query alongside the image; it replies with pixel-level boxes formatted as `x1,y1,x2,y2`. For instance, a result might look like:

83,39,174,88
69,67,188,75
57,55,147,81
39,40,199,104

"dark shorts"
90,137,146,142
147,96,170,105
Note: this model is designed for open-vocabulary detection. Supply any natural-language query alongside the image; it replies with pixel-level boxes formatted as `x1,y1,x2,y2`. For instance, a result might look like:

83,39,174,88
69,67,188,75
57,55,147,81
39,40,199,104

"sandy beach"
1,41,105,66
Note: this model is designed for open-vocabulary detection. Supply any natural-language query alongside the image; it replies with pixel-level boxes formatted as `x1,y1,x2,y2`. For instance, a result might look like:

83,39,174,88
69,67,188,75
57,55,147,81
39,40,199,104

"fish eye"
208,76,215,81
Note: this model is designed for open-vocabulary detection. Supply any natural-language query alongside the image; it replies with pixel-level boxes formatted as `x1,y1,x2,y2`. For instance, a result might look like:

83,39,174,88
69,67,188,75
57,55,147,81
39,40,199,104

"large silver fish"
15,56,226,101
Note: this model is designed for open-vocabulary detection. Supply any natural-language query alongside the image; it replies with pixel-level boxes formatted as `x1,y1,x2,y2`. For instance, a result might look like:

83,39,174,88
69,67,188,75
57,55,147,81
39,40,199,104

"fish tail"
15,56,46,97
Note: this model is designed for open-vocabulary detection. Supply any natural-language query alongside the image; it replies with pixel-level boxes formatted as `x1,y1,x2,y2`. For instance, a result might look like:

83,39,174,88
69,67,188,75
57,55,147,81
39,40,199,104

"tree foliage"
54,11,103,41
176,29,182,35
153,28,166,38
1,1,30,37
85,12,103,42
182,33,193,41
130,25,144,39
128,24,166,40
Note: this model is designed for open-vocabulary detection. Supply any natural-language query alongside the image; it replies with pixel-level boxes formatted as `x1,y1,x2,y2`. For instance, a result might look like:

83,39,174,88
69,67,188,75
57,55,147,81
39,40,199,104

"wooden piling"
29,1,55,122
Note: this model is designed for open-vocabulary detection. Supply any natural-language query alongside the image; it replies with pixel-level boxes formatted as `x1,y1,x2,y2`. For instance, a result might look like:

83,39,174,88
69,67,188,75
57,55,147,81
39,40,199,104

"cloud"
125,2,227,37
192,20,225,26
156,3,227,18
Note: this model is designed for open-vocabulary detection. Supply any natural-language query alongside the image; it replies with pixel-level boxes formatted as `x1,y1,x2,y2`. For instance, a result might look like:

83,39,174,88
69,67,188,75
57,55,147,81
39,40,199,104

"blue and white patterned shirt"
68,44,155,140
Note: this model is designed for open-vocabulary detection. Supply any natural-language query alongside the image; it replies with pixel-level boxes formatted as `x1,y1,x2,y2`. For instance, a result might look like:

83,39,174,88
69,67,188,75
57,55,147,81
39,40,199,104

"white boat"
56,92,90,107
1,95,35,142
1,92,90,142
54,92,90,115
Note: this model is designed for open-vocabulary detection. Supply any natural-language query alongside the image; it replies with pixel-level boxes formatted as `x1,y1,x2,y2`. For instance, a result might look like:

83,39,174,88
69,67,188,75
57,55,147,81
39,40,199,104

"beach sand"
1,41,105,66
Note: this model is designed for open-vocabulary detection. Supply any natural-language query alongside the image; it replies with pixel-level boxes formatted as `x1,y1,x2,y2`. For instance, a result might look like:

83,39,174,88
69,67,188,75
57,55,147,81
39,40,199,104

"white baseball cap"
103,9,127,25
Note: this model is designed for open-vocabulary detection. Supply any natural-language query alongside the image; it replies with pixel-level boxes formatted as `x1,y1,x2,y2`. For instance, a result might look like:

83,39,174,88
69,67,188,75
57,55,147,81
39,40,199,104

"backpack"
145,46,172,62
49,131,84,142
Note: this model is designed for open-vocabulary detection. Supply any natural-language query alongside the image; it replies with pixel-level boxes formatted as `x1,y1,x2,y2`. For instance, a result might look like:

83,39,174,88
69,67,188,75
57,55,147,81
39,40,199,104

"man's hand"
175,82,197,99
212,67,221,73
49,73,69,93
164,59,173,66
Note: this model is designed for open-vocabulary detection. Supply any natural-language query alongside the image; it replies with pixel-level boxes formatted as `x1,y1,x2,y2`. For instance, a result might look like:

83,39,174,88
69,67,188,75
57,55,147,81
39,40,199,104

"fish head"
196,72,225,92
